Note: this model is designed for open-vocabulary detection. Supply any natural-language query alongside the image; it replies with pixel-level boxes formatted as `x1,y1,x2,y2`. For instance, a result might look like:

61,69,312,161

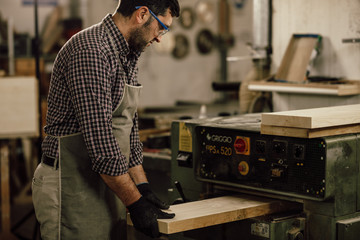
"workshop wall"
0,0,91,36
137,0,220,107
272,0,360,80
1,0,359,103
0,0,55,37
137,0,254,107
135,0,252,106
0,0,255,108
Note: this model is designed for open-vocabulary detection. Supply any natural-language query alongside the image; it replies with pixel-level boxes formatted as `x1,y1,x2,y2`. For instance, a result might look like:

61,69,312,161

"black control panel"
195,126,327,200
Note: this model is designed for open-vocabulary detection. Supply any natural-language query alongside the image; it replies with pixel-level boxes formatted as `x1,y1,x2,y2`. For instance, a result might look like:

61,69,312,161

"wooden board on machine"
127,195,301,234
261,104,360,138
261,123,360,138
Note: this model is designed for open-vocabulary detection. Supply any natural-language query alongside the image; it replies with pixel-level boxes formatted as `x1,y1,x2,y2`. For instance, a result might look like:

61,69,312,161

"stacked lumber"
261,104,360,138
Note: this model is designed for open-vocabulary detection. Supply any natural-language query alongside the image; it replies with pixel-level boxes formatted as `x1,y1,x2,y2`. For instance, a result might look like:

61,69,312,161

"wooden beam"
261,104,360,129
128,195,301,234
248,81,360,96
261,123,360,138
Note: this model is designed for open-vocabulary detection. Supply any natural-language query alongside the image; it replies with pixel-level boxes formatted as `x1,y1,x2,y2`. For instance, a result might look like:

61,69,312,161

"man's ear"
134,6,150,24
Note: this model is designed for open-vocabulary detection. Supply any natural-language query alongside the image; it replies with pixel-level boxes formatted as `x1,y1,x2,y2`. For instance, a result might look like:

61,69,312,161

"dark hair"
117,0,180,18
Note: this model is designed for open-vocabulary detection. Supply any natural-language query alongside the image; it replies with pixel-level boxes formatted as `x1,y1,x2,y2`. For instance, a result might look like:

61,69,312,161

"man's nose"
154,35,163,43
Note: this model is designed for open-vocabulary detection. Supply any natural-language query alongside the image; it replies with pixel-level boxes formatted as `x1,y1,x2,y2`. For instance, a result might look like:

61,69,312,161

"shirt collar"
103,14,141,59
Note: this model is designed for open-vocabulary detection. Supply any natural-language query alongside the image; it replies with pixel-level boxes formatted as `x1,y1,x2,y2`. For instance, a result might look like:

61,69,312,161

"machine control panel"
195,126,328,200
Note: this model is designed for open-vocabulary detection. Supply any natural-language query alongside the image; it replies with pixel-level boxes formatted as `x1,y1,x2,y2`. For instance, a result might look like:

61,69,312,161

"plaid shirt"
42,14,143,176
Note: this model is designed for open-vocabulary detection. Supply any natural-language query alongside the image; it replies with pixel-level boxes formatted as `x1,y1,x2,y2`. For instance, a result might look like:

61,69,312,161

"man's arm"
100,165,148,205
100,169,174,238
128,112,144,168
66,49,130,176
129,165,171,210
100,173,141,206
128,165,148,185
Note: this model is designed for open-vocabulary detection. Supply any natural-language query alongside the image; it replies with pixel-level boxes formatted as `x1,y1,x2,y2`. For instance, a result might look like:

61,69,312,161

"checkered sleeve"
65,48,129,176
128,112,143,168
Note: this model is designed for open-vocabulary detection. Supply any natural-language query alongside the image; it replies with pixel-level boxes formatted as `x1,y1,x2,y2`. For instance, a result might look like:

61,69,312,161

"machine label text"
206,145,232,156
206,133,232,143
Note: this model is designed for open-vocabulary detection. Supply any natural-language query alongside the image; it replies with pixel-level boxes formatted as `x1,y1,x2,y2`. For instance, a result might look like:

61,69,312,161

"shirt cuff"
92,155,129,176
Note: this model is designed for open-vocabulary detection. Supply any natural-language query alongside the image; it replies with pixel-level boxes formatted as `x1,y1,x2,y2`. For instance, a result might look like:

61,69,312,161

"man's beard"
128,25,151,53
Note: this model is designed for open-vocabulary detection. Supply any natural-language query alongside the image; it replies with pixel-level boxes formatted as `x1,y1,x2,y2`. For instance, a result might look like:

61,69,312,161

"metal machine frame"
170,114,360,240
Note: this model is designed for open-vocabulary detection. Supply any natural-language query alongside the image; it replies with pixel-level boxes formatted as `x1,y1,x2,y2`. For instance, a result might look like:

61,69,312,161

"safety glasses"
135,6,170,37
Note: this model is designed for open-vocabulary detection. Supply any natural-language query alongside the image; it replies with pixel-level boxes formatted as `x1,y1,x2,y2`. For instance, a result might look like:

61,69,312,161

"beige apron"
58,27,142,239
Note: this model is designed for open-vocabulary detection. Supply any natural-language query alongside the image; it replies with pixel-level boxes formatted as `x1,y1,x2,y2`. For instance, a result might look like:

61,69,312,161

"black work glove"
127,196,175,238
137,183,170,210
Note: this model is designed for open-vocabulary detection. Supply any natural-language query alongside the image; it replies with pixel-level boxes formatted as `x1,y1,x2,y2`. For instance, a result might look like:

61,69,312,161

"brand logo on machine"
206,133,232,143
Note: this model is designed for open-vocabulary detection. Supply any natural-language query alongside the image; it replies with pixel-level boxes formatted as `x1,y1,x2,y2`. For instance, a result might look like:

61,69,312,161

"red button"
234,138,246,153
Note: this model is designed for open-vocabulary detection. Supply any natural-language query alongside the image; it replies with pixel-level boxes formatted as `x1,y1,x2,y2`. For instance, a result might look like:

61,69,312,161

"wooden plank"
275,36,318,82
127,195,301,234
261,124,360,138
248,81,360,96
261,104,360,129
0,77,39,139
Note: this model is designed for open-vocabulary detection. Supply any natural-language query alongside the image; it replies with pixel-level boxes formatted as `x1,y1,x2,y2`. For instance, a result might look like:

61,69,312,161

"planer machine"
170,113,360,240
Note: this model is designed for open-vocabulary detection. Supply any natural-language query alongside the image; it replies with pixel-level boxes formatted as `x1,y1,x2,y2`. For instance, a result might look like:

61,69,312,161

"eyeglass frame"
135,6,170,36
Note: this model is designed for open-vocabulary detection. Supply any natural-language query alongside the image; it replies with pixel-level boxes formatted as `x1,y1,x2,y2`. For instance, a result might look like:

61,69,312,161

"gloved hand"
137,182,170,209
127,196,175,238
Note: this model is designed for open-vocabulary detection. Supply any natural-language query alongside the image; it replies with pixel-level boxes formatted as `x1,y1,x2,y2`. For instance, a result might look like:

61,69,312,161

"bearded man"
32,1,180,239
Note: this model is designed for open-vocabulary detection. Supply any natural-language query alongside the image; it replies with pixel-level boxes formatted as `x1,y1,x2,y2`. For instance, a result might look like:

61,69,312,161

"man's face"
128,8,173,52
127,23,151,52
